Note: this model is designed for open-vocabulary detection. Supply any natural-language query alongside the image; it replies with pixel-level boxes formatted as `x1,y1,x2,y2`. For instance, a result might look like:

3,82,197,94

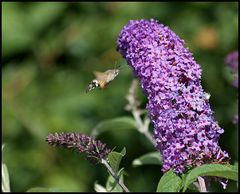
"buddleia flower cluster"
46,132,111,164
225,51,238,124
225,50,238,88
117,19,230,174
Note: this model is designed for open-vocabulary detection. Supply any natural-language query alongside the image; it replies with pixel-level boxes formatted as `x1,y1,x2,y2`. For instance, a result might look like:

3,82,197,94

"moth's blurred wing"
104,69,118,83
93,71,106,79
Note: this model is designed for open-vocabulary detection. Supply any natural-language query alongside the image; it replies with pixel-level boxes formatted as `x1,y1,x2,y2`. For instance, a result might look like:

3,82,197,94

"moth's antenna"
114,61,118,69
114,60,124,70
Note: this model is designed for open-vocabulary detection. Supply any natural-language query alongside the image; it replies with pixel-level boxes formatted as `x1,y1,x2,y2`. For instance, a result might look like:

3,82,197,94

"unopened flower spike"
117,19,230,174
46,132,111,164
46,132,130,192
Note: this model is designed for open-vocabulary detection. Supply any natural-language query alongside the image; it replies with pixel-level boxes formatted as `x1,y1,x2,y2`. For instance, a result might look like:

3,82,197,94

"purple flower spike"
225,51,238,72
117,19,230,174
46,132,111,164
225,51,238,88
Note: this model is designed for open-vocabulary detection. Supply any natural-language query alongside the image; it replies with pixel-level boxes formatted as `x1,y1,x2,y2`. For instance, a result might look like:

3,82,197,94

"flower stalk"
101,159,130,192
125,79,156,146
197,176,207,192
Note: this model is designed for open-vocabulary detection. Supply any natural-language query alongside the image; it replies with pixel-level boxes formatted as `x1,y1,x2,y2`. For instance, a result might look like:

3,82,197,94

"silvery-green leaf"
91,117,137,136
107,148,126,173
183,164,238,192
2,163,10,192
2,144,10,192
132,152,162,167
106,168,125,192
94,182,108,192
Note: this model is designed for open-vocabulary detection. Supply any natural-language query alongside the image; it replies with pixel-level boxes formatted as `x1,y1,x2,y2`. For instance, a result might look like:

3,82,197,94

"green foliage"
2,164,10,192
132,152,162,167
27,187,63,192
91,117,137,137
2,145,10,192
94,182,108,192
182,164,238,192
94,148,127,192
156,170,182,192
106,168,125,192
106,148,126,192
157,164,239,192
107,148,126,173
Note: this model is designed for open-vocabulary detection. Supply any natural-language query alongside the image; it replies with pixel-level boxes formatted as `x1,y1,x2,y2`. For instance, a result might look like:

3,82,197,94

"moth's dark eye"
92,80,99,87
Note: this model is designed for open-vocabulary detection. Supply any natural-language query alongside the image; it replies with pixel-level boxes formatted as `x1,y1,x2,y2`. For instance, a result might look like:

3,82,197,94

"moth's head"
113,61,122,77
86,79,99,93
113,69,120,77
91,79,100,87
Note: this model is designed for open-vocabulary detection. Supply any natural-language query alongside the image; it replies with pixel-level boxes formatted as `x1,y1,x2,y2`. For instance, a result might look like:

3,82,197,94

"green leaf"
156,170,183,192
27,187,62,192
117,167,125,177
183,164,238,192
107,148,126,173
2,144,5,151
91,117,137,136
94,182,108,192
185,183,199,192
106,168,125,192
2,144,10,192
106,176,123,192
132,152,162,167
232,162,238,171
2,163,10,192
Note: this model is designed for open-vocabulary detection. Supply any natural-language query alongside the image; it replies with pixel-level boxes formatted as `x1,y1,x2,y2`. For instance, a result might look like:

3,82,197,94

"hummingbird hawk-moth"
85,67,120,93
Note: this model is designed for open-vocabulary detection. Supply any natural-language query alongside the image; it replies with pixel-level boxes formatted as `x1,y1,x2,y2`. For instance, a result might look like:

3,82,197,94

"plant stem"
143,130,156,147
132,110,156,147
125,79,156,147
197,176,207,192
101,159,130,192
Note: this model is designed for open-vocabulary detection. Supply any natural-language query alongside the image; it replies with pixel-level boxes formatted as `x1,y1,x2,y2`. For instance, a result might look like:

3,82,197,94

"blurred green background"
2,2,238,192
